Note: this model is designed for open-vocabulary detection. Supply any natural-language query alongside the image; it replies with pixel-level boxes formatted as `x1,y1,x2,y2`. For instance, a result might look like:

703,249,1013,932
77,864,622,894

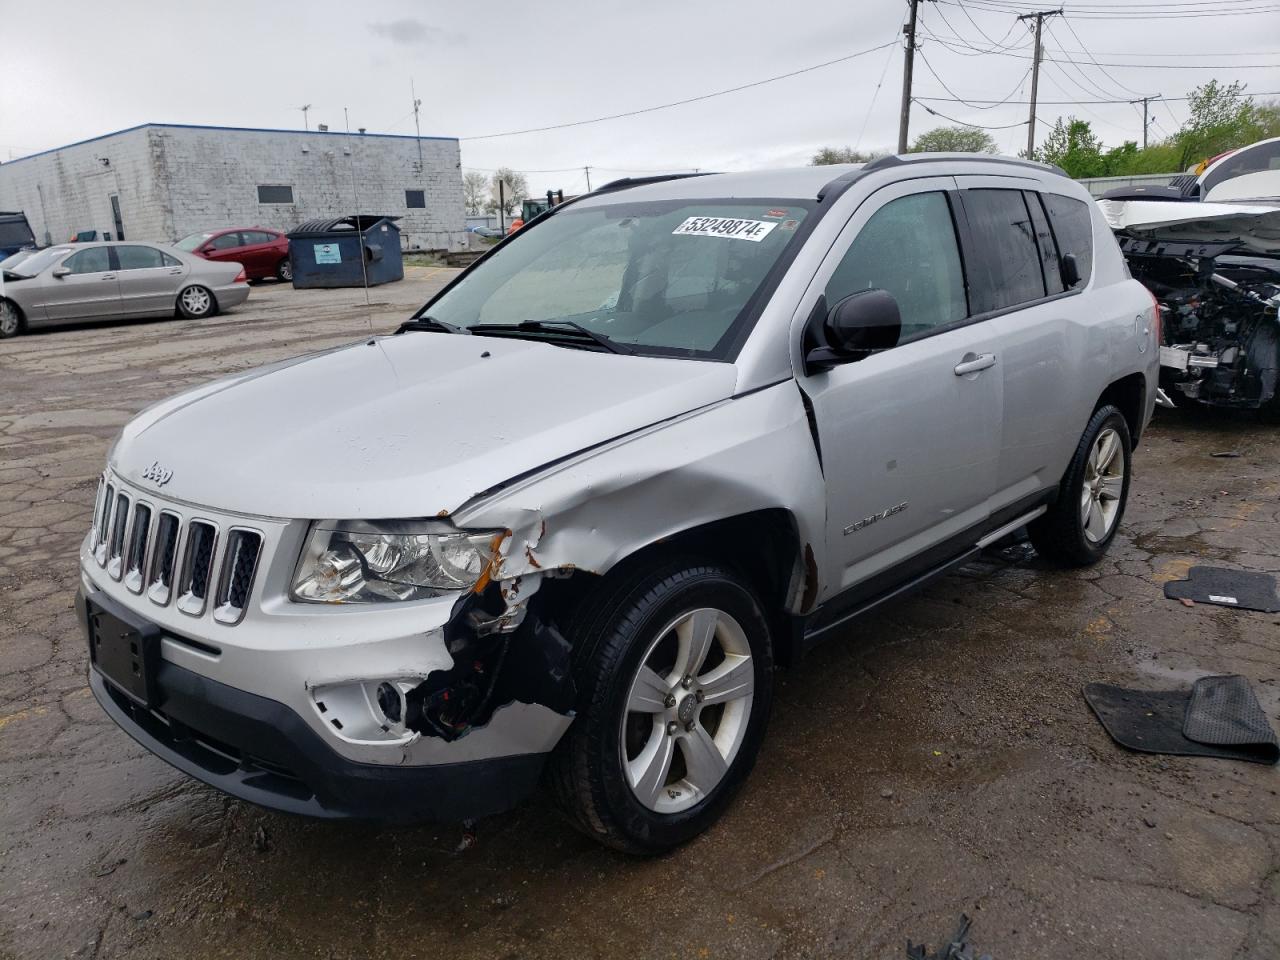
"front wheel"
176,285,216,319
550,560,773,855
1029,404,1132,566
276,258,293,282
0,299,23,338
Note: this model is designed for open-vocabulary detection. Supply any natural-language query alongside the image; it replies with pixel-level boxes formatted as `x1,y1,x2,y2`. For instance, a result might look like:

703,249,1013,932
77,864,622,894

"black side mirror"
805,289,902,373
1061,253,1081,288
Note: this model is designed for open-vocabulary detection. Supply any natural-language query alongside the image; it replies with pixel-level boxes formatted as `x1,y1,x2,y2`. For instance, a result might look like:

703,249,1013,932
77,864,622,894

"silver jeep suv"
79,155,1157,853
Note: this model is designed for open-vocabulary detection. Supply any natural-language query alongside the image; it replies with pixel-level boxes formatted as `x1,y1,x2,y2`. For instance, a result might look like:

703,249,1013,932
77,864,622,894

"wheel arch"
1096,371,1146,443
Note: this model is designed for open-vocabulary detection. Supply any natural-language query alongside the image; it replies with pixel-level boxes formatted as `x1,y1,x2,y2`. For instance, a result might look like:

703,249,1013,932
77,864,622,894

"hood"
111,332,740,519
1099,198,1280,256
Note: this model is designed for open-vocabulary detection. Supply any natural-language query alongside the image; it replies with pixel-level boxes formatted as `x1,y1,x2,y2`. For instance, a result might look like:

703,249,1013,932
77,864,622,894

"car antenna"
344,108,373,337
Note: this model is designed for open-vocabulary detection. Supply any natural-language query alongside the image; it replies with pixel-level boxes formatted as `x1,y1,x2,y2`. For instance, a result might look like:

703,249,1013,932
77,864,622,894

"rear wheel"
0,299,23,338
550,559,773,855
276,258,293,282
1029,404,1131,566
176,285,216,319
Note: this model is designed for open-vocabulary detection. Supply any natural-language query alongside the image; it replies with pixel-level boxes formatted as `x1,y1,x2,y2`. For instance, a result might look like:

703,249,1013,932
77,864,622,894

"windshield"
175,232,213,251
421,199,813,359
0,220,35,247
4,246,70,277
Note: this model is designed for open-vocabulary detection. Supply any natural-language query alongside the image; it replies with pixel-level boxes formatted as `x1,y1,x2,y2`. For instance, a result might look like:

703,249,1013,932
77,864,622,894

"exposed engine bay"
1101,197,1280,411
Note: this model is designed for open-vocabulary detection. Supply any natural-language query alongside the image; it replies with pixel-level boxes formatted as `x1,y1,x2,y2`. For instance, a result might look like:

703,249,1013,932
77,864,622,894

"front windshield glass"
4,247,70,277
175,232,212,252
423,199,813,359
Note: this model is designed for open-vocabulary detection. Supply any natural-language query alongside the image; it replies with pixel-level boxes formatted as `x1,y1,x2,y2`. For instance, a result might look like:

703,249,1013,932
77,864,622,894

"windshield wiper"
397,315,468,335
469,319,633,355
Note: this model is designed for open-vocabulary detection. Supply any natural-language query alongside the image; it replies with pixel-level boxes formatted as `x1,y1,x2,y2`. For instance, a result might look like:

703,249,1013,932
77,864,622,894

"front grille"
213,530,262,625
177,521,217,616
124,503,152,594
91,475,265,627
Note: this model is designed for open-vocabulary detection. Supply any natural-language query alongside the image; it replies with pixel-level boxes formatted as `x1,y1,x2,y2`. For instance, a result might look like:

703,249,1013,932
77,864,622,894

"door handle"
954,352,996,376
167,269,183,275
100,274,116,280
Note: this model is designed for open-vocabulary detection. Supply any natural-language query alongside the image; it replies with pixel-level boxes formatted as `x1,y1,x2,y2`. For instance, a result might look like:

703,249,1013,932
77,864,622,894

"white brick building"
0,123,466,252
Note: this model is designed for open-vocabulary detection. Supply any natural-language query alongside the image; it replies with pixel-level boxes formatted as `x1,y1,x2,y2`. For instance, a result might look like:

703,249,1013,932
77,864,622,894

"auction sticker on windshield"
672,217,777,242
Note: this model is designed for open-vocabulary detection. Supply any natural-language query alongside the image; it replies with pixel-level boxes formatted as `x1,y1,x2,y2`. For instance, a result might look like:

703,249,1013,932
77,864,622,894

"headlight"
292,519,505,604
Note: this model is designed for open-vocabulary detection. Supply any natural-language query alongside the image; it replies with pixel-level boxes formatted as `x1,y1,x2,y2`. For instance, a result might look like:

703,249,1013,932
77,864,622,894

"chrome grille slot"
94,483,115,565
124,503,152,594
177,521,217,617
213,529,262,625
106,494,130,580
90,477,106,544
147,512,181,606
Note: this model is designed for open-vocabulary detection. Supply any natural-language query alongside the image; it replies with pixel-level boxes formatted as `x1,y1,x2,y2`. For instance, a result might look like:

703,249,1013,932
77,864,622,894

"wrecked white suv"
80,156,1157,853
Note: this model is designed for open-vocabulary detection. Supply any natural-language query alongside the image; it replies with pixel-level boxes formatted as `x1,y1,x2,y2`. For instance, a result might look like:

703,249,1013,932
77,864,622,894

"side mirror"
805,289,902,372
1061,253,1081,288
51,266,71,279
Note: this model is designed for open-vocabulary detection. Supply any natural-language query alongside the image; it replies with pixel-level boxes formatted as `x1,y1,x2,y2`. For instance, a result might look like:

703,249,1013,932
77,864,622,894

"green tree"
810,146,884,165
1031,117,1108,178
1171,80,1263,170
462,171,489,216
908,126,997,154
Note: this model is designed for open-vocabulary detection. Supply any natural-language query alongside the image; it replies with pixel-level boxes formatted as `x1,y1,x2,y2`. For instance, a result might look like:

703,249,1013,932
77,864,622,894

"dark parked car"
0,211,37,259
175,227,292,281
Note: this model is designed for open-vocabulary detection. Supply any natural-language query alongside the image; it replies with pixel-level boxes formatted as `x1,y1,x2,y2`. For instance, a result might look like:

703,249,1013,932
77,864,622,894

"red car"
175,227,292,281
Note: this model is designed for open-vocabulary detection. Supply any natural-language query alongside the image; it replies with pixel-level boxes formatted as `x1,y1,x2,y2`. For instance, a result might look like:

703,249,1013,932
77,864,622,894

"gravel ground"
1,271,1277,960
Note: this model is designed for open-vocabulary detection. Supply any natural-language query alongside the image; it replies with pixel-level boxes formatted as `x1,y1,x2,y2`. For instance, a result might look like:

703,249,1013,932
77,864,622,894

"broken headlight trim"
291,519,506,604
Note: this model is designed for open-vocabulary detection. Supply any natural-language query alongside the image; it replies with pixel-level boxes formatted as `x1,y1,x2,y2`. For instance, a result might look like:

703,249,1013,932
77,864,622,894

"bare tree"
462,171,488,216
487,168,529,216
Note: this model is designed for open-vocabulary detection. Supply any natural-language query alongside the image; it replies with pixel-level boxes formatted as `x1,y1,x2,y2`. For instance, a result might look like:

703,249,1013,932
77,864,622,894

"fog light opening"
376,681,404,725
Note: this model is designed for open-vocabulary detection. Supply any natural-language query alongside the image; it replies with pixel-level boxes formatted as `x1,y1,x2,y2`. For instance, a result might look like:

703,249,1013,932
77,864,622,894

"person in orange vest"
507,218,524,235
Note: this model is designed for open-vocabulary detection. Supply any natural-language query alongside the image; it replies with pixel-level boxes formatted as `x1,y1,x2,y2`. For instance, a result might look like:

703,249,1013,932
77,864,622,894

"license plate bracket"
87,597,161,708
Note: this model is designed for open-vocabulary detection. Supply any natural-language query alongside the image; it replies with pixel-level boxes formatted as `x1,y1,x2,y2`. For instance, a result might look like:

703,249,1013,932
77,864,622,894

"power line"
1057,16,1143,97
942,1,1280,19
913,89,1280,104
919,48,1033,109
916,32,1280,66
914,99,1029,129
918,29,1280,56
459,39,897,141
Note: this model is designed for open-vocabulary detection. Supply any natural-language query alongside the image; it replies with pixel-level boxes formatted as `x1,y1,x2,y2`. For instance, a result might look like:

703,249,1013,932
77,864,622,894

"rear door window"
825,191,968,341
1040,193,1094,287
960,189,1046,313
209,233,243,251
1024,192,1064,296
116,245,166,270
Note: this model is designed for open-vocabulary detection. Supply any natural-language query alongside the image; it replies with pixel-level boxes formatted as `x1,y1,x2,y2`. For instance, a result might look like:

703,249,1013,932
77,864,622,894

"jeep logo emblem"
140,461,173,487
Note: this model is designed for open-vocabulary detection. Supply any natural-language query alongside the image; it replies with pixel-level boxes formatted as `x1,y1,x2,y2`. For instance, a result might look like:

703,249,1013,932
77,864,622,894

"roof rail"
593,172,716,195
820,153,1068,196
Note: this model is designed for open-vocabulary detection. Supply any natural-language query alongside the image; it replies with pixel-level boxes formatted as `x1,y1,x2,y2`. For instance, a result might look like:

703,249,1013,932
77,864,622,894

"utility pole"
1019,9,1062,157
1130,94,1161,149
299,104,312,131
410,80,424,172
897,0,926,153
584,166,592,191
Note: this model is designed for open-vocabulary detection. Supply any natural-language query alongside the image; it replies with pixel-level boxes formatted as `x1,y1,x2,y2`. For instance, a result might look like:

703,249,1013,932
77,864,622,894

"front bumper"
80,588,546,822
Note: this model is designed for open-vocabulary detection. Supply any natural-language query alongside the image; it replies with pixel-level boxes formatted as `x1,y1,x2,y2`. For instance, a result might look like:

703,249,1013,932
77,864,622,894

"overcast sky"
2,0,1278,196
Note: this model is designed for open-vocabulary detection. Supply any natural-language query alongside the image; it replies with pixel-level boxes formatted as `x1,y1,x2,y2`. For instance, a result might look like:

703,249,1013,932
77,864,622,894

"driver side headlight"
291,519,506,604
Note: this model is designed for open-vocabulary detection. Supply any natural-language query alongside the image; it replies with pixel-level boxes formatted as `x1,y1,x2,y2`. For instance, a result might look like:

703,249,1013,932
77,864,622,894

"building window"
257,185,294,204
405,189,426,209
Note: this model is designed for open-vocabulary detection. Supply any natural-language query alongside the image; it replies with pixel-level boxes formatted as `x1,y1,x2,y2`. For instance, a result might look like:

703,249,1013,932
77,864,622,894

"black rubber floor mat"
1084,676,1279,765
1163,566,1280,613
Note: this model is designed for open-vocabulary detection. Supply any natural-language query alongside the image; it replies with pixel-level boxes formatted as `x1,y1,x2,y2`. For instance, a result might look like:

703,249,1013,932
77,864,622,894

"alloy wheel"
1081,426,1125,543
620,607,755,814
0,301,18,337
182,287,211,315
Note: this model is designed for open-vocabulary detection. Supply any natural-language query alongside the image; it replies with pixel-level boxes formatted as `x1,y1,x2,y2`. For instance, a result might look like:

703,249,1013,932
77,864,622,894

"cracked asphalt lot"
2,272,1278,959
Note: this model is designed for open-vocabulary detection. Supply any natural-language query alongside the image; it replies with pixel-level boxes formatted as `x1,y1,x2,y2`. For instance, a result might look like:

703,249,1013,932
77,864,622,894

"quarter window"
115,245,166,270
1041,193,1094,287
405,189,426,209
961,189,1046,313
825,191,967,341
257,185,294,204
63,247,111,274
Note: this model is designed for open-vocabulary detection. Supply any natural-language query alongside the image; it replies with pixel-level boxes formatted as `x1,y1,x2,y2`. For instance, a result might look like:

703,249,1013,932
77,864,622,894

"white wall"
0,124,467,251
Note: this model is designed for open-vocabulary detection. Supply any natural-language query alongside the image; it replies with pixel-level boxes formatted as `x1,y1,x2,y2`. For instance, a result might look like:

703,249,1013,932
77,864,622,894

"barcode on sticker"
672,217,777,242
1208,595,1238,604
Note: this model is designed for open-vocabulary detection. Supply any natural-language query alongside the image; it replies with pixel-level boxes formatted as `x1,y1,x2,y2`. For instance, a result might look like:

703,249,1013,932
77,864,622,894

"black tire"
1029,404,1132,567
176,285,216,319
549,558,774,855
276,258,293,282
0,298,24,339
